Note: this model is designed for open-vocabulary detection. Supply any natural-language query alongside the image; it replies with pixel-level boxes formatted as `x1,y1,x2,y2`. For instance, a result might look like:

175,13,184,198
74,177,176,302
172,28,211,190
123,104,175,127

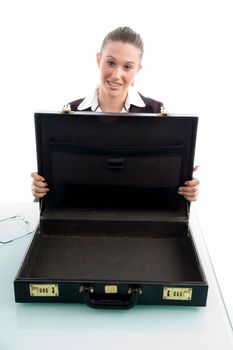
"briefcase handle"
83,287,139,310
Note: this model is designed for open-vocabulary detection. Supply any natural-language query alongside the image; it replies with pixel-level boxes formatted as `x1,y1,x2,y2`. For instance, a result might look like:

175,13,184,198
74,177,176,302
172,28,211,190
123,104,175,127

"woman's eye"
107,60,115,67
124,65,132,71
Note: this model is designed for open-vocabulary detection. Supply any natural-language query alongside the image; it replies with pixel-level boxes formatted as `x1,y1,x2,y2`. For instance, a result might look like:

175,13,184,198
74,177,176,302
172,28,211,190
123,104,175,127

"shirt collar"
77,85,145,112
77,86,99,111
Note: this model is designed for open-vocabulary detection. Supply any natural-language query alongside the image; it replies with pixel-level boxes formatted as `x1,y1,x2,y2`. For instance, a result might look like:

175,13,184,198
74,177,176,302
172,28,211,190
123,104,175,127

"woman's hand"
177,166,200,202
31,172,49,198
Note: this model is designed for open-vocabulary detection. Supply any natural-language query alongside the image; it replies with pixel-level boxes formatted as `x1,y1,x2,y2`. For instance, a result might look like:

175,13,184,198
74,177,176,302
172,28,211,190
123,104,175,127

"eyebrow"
106,55,136,65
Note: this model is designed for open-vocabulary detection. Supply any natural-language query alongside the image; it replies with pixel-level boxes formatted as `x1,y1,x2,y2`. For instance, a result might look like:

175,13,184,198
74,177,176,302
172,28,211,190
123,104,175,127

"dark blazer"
69,93,163,113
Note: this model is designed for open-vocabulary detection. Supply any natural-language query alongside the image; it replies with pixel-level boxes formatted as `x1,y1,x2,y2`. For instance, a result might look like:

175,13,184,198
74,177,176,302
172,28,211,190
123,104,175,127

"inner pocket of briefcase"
49,141,183,188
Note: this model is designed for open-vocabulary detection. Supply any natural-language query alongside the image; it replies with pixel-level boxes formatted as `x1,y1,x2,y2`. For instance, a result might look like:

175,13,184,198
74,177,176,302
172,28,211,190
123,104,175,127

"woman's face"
97,41,142,99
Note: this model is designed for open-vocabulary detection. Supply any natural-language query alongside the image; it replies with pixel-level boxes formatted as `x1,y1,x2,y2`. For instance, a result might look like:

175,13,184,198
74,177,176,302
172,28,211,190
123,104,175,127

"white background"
0,0,232,326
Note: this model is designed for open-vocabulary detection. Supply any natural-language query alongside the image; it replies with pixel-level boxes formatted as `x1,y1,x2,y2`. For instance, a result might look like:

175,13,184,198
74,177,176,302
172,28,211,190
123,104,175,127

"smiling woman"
68,27,163,114
31,26,200,202
96,41,142,112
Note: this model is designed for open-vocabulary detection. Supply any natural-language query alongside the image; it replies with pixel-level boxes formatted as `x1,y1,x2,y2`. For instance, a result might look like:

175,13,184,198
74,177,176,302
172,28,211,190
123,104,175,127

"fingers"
177,178,200,202
31,172,49,198
178,166,199,201
31,185,49,198
31,172,45,181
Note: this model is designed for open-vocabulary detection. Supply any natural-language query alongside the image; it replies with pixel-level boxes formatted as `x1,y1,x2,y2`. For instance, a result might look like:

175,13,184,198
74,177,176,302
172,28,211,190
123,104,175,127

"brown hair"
100,27,144,59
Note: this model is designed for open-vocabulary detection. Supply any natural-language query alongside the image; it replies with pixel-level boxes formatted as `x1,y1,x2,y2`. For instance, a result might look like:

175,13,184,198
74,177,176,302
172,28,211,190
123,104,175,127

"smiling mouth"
107,80,122,89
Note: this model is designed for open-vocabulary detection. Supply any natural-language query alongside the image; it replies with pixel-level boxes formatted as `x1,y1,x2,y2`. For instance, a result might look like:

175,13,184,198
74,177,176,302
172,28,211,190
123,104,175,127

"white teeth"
108,81,120,87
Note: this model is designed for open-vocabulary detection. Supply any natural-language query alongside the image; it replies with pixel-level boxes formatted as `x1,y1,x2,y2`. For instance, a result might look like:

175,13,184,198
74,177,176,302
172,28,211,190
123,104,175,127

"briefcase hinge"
60,104,74,115
160,106,170,116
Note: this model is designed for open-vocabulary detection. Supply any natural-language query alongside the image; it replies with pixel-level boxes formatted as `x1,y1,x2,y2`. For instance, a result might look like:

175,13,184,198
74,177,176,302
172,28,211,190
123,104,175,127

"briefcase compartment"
50,141,183,188
15,211,207,308
17,212,201,281
14,112,208,308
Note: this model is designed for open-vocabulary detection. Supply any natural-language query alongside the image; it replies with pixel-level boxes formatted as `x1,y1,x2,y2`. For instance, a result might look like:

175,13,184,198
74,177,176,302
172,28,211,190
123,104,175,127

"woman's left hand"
177,166,200,202
177,178,200,202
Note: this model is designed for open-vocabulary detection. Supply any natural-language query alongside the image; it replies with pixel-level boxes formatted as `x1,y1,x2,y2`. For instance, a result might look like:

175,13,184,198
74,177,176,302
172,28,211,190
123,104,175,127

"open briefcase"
14,111,208,309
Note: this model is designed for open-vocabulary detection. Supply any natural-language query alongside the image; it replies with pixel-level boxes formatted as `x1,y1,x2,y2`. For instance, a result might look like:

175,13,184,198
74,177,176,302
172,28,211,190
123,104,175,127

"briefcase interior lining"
19,208,203,284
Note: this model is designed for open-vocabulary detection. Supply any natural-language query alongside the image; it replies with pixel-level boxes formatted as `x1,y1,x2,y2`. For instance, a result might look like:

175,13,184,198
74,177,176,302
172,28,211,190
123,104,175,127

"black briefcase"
14,111,208,309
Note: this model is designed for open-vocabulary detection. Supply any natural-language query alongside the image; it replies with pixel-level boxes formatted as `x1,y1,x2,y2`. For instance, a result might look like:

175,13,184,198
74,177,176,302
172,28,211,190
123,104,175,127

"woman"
31,26,199,201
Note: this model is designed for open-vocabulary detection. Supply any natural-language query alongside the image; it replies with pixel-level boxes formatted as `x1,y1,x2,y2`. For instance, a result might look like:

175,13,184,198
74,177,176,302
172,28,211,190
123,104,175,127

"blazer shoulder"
68,98,89,111
130,94,164,113
140,94,164,113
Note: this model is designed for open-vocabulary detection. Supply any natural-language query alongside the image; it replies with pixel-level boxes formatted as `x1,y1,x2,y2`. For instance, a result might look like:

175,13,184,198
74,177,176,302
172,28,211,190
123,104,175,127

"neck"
98,89,127,113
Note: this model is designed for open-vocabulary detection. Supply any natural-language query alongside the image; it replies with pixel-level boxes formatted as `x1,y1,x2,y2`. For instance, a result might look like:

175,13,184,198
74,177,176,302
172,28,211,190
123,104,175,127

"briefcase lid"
34,111,198,214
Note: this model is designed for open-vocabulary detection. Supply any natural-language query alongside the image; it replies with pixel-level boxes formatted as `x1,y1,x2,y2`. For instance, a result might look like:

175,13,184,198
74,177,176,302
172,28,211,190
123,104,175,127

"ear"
96,52,101,67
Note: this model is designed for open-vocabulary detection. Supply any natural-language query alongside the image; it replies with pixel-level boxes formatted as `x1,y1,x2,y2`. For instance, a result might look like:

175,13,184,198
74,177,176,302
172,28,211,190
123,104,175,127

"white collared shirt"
77,85,145,112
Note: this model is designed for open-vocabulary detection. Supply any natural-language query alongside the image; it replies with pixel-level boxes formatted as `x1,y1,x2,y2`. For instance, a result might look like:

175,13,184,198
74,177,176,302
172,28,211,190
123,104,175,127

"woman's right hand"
31,172,49,198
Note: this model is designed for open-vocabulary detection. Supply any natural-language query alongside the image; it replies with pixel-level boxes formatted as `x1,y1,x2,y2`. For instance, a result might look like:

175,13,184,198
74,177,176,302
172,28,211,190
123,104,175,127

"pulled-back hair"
100,27,144,59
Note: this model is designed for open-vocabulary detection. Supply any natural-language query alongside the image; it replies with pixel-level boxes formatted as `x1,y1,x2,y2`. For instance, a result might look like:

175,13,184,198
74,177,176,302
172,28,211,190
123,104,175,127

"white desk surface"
0,202,232,350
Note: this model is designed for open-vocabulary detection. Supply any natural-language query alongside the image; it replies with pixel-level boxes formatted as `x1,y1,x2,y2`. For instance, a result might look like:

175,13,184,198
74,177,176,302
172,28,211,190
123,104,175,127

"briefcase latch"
105,285,118,294
163,287,192,301
107,158,125,169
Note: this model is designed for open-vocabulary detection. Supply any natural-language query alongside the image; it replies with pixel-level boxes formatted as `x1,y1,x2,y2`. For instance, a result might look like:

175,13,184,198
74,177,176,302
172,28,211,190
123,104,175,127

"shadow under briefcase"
14,111,208,309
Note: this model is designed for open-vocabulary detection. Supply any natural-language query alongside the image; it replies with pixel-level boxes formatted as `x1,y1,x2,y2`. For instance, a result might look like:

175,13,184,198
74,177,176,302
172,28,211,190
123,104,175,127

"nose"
111,66,123,79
